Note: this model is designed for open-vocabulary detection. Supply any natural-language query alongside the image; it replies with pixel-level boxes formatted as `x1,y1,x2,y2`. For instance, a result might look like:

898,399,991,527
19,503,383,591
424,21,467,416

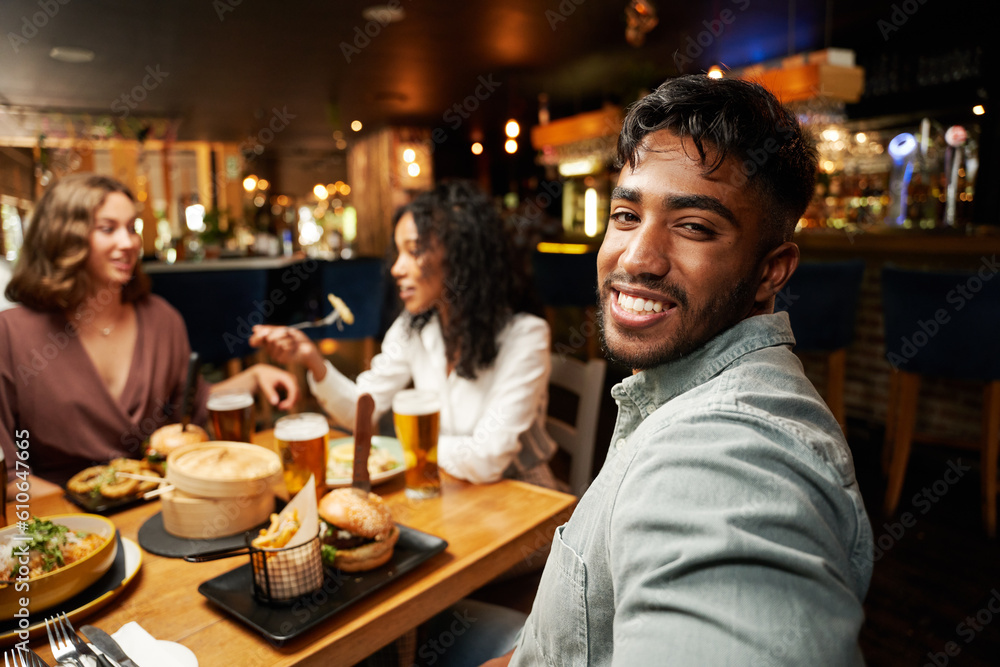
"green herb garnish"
321,544,337,566
21,518,71,572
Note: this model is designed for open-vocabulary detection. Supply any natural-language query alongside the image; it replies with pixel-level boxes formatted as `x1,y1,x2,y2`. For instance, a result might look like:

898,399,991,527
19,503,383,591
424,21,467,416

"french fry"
252,509,301,549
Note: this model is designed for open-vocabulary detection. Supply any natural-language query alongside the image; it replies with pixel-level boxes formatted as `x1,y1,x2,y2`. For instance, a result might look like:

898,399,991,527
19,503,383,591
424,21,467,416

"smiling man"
492,75,874,666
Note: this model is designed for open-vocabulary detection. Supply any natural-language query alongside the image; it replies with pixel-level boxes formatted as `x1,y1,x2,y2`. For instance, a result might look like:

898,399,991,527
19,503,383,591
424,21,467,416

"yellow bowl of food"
0,514,118,618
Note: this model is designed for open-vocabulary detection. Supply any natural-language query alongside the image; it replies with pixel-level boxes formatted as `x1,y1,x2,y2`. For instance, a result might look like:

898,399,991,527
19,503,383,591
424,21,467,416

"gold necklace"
74,309,120,337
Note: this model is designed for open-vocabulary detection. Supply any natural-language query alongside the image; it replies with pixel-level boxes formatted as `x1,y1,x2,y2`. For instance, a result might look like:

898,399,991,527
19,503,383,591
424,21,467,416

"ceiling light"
505,139,518,154
49,46,95,63
313,184,329,199
362,5,405,23
471,142,484,155
973,105,985,116
402,148,416,163
624,0,658,47
505,120,520,138
351,120,363,132
243,176,258,192
407,163,421,177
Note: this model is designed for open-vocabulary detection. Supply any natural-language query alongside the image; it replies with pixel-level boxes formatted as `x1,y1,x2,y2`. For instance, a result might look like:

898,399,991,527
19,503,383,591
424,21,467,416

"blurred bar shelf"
143,256,305,273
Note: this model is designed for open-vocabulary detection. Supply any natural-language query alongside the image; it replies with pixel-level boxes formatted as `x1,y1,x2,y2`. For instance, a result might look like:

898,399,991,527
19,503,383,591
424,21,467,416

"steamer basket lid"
166,441,282,498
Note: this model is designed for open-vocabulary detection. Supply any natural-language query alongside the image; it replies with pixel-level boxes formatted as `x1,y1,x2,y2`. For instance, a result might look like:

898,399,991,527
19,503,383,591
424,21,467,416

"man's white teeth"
617,291,663,314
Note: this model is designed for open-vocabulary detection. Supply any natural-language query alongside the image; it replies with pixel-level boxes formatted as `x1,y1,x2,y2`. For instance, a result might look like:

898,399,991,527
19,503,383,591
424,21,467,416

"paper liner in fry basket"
250,475,324,602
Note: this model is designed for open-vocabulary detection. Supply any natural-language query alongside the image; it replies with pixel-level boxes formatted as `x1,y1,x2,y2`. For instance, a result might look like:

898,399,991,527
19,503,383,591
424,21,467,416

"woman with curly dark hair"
0,173,297,486
252,180,559,487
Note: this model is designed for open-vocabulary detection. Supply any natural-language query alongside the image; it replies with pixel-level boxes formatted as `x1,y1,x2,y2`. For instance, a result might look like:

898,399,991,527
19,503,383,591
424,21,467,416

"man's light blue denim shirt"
513,312,874,666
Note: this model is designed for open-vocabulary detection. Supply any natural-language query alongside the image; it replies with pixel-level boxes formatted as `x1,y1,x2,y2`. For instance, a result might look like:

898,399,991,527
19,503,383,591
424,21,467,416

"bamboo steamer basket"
160,487,276,539
162,441,283,539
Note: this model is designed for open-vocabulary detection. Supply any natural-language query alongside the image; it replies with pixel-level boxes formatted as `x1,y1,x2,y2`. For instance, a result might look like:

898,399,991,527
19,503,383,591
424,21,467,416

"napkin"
111,622,198,667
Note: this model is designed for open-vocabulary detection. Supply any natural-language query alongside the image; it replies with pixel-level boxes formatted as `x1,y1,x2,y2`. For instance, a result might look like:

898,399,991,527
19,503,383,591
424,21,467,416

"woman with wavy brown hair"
1,173,297,485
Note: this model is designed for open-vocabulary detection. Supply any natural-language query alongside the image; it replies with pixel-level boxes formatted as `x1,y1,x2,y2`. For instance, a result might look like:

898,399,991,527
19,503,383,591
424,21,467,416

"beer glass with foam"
392,389,441,499
208,391,255,442
274,413,329,498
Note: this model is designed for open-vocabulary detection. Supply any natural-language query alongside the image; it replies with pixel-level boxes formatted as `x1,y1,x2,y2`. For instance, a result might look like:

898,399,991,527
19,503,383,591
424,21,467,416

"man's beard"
597,270,758,370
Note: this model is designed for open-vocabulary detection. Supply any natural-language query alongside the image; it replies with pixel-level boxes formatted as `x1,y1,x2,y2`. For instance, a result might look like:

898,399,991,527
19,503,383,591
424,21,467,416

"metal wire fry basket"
249,534,324,604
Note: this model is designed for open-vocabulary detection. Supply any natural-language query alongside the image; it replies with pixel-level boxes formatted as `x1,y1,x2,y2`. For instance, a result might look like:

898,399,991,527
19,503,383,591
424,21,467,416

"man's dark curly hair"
617,75,817,251
393,180,520,380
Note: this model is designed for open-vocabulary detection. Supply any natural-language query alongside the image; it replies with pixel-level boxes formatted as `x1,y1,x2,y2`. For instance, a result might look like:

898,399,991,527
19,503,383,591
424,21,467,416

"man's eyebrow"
610,187,640,203
665,194,739,228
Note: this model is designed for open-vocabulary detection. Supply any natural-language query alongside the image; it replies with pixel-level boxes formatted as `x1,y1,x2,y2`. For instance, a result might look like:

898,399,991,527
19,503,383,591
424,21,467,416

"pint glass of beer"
274,413,329,499
392,389,441,499
208,391,255,442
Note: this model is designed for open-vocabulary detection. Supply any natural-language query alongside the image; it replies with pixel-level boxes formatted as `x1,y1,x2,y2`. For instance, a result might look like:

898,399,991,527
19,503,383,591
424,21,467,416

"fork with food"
288,293,355,331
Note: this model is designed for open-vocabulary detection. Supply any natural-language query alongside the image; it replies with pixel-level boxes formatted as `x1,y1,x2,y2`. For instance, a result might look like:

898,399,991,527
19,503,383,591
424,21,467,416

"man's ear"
754,241,799,303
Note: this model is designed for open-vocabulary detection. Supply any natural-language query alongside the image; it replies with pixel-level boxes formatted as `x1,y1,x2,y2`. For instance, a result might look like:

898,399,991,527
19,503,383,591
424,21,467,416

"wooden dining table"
5,447,576,666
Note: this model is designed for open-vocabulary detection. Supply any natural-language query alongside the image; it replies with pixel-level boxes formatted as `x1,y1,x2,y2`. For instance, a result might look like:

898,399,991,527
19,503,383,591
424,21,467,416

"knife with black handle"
80,625,140,667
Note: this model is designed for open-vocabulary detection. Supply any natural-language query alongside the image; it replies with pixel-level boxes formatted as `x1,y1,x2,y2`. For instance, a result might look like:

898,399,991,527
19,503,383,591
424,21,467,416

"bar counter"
796,227,1000,264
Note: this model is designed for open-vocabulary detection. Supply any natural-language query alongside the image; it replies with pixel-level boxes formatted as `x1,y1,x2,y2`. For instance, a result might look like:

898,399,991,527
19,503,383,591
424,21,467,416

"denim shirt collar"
611,312,796,419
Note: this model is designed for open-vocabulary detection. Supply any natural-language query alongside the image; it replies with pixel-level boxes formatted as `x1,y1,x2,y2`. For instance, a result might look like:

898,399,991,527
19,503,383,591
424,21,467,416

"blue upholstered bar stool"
881,266,1000,536
775,260,866,431
531,249,599,358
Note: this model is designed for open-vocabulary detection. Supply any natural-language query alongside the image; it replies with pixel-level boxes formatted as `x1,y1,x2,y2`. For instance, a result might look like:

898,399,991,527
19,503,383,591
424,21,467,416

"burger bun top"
149,423,210,457
319,488,394,539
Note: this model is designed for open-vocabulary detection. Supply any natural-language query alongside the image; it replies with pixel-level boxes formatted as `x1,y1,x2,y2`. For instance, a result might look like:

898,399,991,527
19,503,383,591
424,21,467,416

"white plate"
325,435,406,488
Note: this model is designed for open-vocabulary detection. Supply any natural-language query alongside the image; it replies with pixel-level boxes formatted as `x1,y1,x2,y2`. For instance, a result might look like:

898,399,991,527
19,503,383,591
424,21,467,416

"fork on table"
45,613,113,667
2,647,49,666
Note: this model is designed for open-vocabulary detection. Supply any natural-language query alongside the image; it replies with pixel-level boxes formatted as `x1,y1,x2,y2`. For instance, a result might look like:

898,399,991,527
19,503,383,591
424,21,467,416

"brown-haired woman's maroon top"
0,295,208,485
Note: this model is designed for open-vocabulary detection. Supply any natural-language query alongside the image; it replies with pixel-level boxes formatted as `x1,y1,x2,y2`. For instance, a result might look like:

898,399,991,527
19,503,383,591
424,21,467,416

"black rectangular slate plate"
197,524,448,644
64,488,150,514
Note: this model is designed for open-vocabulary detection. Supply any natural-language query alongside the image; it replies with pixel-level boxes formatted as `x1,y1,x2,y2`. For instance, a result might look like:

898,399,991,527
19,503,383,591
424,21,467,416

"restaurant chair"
546,355,606,496
531,249,600,359
775,259,866,431
313,258,387,370
880,266,1000,536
